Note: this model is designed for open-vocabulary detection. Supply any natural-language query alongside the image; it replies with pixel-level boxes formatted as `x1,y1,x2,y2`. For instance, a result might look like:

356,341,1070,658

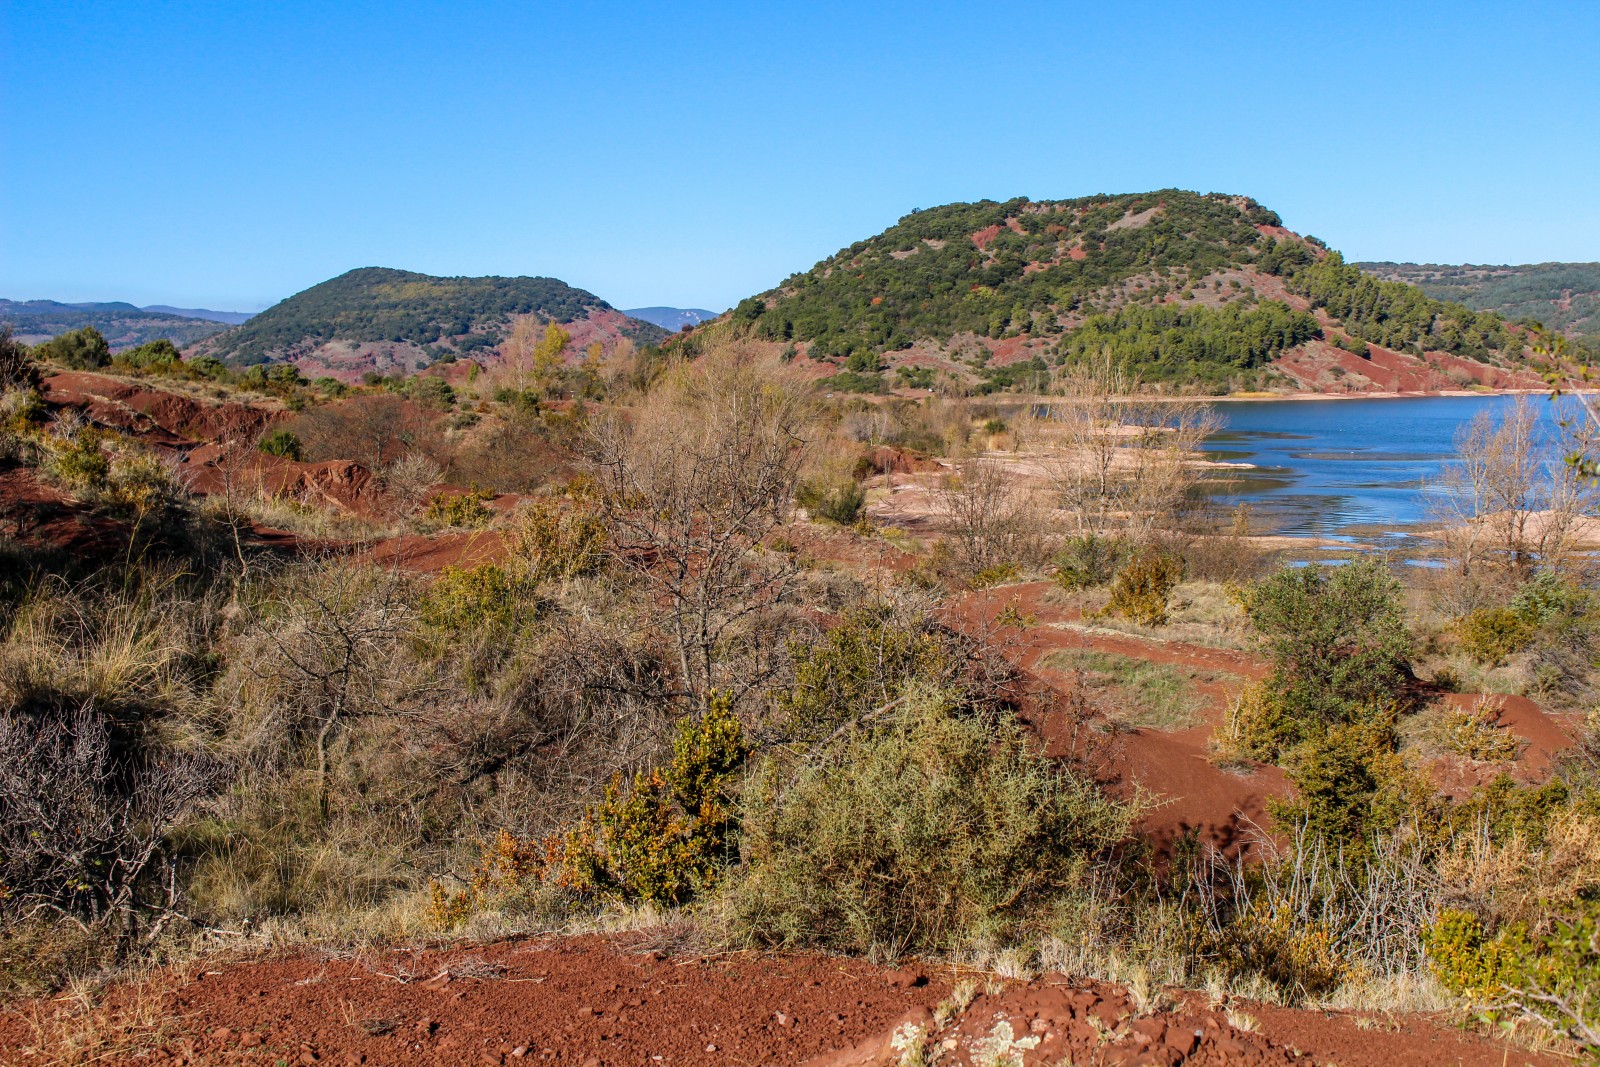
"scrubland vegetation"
3,320,1600,1062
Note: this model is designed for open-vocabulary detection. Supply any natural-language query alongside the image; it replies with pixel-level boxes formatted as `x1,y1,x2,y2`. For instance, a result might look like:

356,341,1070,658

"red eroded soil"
0,465,131,557
2,936,1557,1067
42,372,283,446
947,583,1290,857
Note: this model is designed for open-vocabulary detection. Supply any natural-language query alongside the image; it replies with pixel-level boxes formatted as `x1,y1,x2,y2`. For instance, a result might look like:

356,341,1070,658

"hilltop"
733,190,1544,394
190,267,670,380
0,298,235,349
1359,261,1600,341
624,306,719,330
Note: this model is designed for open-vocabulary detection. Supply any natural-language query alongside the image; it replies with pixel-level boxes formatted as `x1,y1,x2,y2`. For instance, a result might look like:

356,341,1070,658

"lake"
1197,394,1585,544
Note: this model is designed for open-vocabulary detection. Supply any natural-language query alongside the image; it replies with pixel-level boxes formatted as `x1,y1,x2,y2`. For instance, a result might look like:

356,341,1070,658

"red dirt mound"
42,372,283,446
0,465,131,557
3,936,1556,1067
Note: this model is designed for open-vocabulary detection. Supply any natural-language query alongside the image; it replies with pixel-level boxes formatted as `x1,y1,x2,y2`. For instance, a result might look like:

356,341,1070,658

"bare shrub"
933,458,1043,584
289,394,441,472
382,452,443,519
1045,355,1218,543
0,702,223,942
222,558,412,817
587,343,810,707
1431,395,1596,577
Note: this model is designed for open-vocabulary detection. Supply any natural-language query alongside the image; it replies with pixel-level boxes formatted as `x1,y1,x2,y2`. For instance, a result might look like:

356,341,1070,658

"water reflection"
1196,395,1576,539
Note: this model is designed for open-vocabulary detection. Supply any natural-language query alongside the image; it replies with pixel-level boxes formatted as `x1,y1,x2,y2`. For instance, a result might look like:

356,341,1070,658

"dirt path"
947,583,1290,857
0,936,1559,1066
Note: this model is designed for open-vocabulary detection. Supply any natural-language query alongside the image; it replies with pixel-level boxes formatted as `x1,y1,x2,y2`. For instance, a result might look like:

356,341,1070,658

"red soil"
0,465,131,558
5,936,1556,1067
42,372,283,446
969,224,1002,251
949,583,1289,857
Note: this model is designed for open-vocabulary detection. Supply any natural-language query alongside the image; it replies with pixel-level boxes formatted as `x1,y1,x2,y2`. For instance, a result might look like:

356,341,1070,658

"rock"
775,1012,793,1028
705,1043,718,1052
510,1047,528,1058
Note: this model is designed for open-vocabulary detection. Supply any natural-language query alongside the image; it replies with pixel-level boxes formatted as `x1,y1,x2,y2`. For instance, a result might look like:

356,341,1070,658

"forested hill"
732,190,1542,392
1358,261,1600,342
191,268,670,379
0,299,232,349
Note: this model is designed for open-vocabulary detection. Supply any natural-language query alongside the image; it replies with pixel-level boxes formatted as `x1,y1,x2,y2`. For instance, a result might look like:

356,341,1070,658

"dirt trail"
947,583,1290,856
1,936,1558,1067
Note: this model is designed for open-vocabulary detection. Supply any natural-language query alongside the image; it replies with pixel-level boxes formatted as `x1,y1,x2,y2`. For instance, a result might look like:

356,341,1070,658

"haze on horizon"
2,0,1596,314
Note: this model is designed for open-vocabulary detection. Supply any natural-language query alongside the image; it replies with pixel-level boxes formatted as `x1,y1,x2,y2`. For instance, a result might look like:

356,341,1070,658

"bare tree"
230,558,412,819
934,457,1042,581
587,345,810,708
1045,354,1218,543
1431,395,1594,576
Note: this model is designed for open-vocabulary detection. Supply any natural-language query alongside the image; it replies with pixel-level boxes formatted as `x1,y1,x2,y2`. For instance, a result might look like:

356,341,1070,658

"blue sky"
3,1,1597,312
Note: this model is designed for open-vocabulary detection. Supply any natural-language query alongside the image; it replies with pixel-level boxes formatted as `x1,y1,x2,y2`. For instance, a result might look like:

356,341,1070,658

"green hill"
734,190,1536,391
0,299,231,349
1358,261,1600,341
193,267,669,378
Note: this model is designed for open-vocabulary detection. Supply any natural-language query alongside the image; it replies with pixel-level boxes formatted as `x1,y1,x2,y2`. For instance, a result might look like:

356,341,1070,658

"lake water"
1198,394,1582,544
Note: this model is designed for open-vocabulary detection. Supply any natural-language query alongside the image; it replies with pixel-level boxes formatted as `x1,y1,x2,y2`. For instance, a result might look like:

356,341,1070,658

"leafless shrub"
933,458,1043,583
1045,354,1218,543
0,702,225,943
222,558,413,817
1430,395,1596,577
587,343,810,707
382,452,443,520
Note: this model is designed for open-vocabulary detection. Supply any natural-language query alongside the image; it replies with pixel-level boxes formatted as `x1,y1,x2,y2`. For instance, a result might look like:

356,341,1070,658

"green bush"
419,562,528,632
33,326,110,370
117,338,182,371
1105,549,1184,625
1235,559,1411,746
1457,606,1536,665
542,695,748,907
507,497,607,583
257,428,304,461
730,689,1135,956
1425,902,1600,1057
795,478,866,525
771,606,955,743
1052,534,1126,590
49,434,111,490
425,487,493,528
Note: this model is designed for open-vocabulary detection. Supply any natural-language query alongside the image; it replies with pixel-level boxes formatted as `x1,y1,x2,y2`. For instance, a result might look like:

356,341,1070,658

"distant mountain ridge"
0,298,235,349
623,307,720,330
189,267,671,381
732,189,1545,393
141,305,256,325
1358,261,1600,340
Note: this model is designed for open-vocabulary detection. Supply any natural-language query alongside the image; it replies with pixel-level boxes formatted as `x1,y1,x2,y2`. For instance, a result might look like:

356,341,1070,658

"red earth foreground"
0,935,1560,1066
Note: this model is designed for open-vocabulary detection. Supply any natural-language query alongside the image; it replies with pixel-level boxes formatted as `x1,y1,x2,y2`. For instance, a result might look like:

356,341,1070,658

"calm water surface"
1198,395,1578,543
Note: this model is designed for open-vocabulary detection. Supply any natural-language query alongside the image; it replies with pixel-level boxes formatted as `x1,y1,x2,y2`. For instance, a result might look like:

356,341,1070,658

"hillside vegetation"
0,299,230,349
194,267,669,369
735,190,1539,391
1361,261,1600,341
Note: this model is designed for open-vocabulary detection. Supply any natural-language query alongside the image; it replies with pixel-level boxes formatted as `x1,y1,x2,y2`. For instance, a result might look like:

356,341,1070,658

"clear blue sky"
3,1,1597,313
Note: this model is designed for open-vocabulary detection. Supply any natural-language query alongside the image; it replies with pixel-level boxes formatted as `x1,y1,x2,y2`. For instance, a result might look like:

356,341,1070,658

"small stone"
576,1006,595,1018
510,1047,528,1058
705,1043,718,1052
213,1027,233,1042
775,1011,793,1028
239,1033,262,1048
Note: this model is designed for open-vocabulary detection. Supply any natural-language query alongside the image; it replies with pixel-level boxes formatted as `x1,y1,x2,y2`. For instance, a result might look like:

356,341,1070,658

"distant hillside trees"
732,189,1536,389
201,268,666,366
1265,251,1515,360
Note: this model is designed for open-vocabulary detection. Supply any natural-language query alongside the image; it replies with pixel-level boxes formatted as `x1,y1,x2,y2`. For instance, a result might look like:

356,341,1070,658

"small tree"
588,344,809,708
34,326,111,370
1235,558,1412,747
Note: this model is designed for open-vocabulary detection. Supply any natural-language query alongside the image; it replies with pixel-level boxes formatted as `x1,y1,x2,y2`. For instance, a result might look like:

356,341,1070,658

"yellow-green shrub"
425,487,493,528
1456,607,1536,665
1105,550,1184,626
507,498,606,583
419,562,527,632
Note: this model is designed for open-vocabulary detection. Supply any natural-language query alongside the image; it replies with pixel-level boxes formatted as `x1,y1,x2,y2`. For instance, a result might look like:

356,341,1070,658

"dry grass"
15,968,187,1066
